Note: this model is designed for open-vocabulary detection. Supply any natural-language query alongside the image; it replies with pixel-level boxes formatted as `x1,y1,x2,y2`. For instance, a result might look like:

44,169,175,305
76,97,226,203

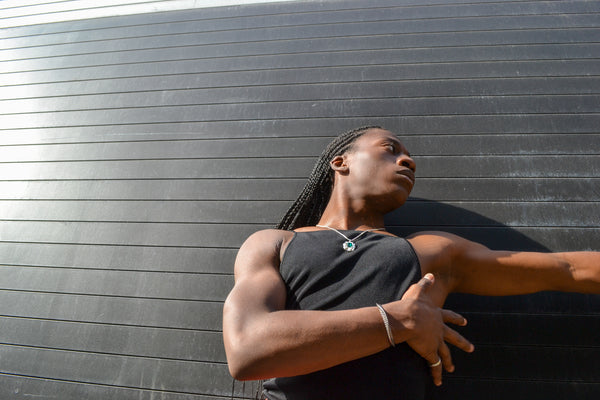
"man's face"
339,128,416,212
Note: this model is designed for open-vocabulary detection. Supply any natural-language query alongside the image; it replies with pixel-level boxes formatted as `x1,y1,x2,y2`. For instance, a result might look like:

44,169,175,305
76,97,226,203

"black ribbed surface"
0,1,598,398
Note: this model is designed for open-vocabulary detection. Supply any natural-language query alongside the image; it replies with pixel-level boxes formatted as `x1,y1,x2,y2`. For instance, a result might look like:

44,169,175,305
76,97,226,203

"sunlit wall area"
0,0,598,399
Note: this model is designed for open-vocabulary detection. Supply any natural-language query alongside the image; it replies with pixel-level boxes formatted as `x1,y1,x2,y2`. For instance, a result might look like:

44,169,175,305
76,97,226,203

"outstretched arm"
409,231,600,296
222,229,473,385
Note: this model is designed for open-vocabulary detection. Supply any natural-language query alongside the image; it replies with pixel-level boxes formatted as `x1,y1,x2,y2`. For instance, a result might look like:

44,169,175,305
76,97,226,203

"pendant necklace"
316,225,385,252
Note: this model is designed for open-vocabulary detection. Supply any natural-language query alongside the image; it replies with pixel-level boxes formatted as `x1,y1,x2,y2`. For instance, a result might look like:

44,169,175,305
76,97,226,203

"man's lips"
396,169,415,185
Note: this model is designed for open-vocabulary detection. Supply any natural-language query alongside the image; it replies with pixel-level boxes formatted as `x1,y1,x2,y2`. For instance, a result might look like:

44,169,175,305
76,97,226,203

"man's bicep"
228,230,288,316
229,266,287,315
223,232,289,374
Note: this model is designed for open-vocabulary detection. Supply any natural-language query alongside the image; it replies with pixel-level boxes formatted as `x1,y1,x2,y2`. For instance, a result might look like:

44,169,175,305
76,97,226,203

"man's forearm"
224,306,393,381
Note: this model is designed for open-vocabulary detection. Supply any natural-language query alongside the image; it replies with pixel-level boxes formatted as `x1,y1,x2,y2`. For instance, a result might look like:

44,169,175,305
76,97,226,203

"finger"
441,308,468,326
438,341,455,373
443,325,475,353
418,273,435,288
427,354,443,386
401,274,435,298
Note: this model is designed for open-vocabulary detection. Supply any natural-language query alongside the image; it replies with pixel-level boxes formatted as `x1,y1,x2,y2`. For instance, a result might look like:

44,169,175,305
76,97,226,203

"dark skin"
223,128,600,387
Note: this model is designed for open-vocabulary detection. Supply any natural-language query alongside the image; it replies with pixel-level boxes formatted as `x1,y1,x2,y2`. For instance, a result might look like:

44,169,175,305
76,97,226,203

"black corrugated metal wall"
0,0,598,398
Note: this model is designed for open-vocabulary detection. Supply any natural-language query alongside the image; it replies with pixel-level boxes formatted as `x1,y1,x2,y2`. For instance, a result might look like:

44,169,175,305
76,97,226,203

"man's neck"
317,207,386,231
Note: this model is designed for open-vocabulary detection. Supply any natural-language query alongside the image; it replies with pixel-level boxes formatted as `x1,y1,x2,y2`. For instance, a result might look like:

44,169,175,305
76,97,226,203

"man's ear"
330,155,349,174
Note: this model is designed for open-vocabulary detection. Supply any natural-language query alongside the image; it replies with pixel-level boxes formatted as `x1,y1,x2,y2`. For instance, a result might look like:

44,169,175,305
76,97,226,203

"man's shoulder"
406,230,470,260
246,228,295,242
239,228,295,253
407,230,463,244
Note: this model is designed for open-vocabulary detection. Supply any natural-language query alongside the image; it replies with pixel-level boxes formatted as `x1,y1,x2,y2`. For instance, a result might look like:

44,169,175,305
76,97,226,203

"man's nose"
397,154,416,173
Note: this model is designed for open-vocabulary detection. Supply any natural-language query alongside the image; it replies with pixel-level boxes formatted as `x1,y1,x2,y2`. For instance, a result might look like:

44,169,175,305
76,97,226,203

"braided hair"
277,126,383,230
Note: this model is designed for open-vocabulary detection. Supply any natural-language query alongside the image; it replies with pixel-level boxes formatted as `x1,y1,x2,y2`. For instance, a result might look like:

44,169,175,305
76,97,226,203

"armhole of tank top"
402,237,423,278
279,231,298,268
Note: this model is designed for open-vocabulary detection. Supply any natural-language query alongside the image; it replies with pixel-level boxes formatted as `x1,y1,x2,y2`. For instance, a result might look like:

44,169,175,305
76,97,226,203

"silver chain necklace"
316,225,385,252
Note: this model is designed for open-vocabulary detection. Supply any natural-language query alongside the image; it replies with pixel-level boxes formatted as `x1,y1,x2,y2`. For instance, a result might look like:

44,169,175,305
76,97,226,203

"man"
223,126,599,399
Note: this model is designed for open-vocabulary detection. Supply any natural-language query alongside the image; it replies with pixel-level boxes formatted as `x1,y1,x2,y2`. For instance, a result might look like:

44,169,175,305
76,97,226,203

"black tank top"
263,230,431,400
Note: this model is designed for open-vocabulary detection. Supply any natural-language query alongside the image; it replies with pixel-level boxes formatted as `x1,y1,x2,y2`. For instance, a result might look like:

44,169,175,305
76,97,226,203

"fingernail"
424,273,434,281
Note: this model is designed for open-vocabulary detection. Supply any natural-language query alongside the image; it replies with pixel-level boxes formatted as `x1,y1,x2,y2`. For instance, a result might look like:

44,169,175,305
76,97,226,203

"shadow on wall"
385,198,550,252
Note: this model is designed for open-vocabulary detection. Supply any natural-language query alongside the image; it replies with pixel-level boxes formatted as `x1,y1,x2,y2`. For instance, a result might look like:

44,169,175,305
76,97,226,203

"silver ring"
429,358,442,368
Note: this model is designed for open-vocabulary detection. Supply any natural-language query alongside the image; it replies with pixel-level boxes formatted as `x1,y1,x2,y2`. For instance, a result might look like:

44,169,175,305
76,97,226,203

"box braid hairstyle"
277,125,383,230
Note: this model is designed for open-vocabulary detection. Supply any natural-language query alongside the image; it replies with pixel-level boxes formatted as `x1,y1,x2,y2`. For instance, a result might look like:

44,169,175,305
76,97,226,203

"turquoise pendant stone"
342,241,356,252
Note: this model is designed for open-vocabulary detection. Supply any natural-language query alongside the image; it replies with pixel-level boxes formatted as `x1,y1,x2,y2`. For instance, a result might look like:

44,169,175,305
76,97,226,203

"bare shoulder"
238,229,295,257
234,229,295,277
407,230,465,251
241,228,295,248
406,231,475,275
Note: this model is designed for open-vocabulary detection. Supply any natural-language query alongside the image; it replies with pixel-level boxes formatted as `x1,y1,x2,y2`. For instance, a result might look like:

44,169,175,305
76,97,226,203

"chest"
280,231,421,310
